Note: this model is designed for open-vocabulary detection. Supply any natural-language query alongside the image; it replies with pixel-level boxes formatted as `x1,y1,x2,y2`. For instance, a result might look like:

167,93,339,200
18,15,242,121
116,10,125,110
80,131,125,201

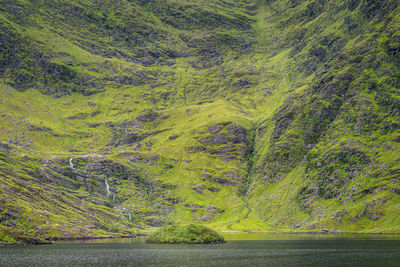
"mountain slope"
0,0,399,243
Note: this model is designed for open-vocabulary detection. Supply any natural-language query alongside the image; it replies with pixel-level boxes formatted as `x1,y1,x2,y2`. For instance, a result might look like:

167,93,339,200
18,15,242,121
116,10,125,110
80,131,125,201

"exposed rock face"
193,122,248,163
192,185,207,194
361,197,390,221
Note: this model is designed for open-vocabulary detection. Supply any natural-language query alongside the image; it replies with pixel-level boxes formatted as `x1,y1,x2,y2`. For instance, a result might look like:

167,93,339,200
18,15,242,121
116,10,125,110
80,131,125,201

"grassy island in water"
146,225,225,244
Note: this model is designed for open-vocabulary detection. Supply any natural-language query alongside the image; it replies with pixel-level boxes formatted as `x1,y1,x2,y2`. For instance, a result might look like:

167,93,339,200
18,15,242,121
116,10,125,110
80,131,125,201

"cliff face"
1,0,400,242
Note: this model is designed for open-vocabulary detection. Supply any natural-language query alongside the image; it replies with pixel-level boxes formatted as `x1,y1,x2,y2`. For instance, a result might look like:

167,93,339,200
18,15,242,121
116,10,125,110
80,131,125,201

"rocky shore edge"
0,235,136,246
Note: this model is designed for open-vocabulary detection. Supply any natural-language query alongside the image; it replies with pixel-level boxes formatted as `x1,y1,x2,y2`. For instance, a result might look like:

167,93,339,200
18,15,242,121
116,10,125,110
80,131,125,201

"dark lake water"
1,234,400,266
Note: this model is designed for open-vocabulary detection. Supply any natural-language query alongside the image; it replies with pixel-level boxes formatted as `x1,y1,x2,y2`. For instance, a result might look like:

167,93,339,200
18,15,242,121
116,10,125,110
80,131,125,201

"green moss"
108,224,120,233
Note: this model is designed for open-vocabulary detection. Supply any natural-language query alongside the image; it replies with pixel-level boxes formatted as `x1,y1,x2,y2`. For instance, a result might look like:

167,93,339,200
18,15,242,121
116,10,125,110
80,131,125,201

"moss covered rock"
146,224,225,244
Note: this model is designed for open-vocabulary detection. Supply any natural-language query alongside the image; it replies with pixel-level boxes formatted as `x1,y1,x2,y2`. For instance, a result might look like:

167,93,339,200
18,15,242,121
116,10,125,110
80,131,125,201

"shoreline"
0,235,136,247
221,231,400,235
49,234,136,241
3,232,400,246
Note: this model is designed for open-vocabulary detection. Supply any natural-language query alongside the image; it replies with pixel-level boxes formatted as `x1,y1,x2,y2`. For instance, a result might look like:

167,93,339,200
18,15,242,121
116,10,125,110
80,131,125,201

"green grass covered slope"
0,0,399,243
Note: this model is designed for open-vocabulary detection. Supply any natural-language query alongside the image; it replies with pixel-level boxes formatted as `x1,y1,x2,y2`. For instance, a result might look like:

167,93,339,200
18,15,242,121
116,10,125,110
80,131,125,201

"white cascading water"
105,179,110,195
69,158,74,168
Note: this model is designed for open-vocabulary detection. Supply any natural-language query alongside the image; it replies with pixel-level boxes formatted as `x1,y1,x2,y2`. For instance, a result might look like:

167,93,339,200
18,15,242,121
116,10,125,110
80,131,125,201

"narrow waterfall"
105,179,110,195
69,158,74,168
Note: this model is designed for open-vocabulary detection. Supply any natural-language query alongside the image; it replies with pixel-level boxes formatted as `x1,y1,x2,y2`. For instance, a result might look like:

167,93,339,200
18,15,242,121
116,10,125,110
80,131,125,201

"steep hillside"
0,0,399,243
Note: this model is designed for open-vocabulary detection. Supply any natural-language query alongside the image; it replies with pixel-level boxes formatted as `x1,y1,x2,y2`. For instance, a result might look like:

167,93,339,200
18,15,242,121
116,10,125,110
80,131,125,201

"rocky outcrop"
190,122,248,163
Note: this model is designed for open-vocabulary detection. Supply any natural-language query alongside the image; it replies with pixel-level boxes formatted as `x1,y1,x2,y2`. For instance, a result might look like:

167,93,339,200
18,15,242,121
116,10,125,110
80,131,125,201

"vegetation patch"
146,224,225,244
